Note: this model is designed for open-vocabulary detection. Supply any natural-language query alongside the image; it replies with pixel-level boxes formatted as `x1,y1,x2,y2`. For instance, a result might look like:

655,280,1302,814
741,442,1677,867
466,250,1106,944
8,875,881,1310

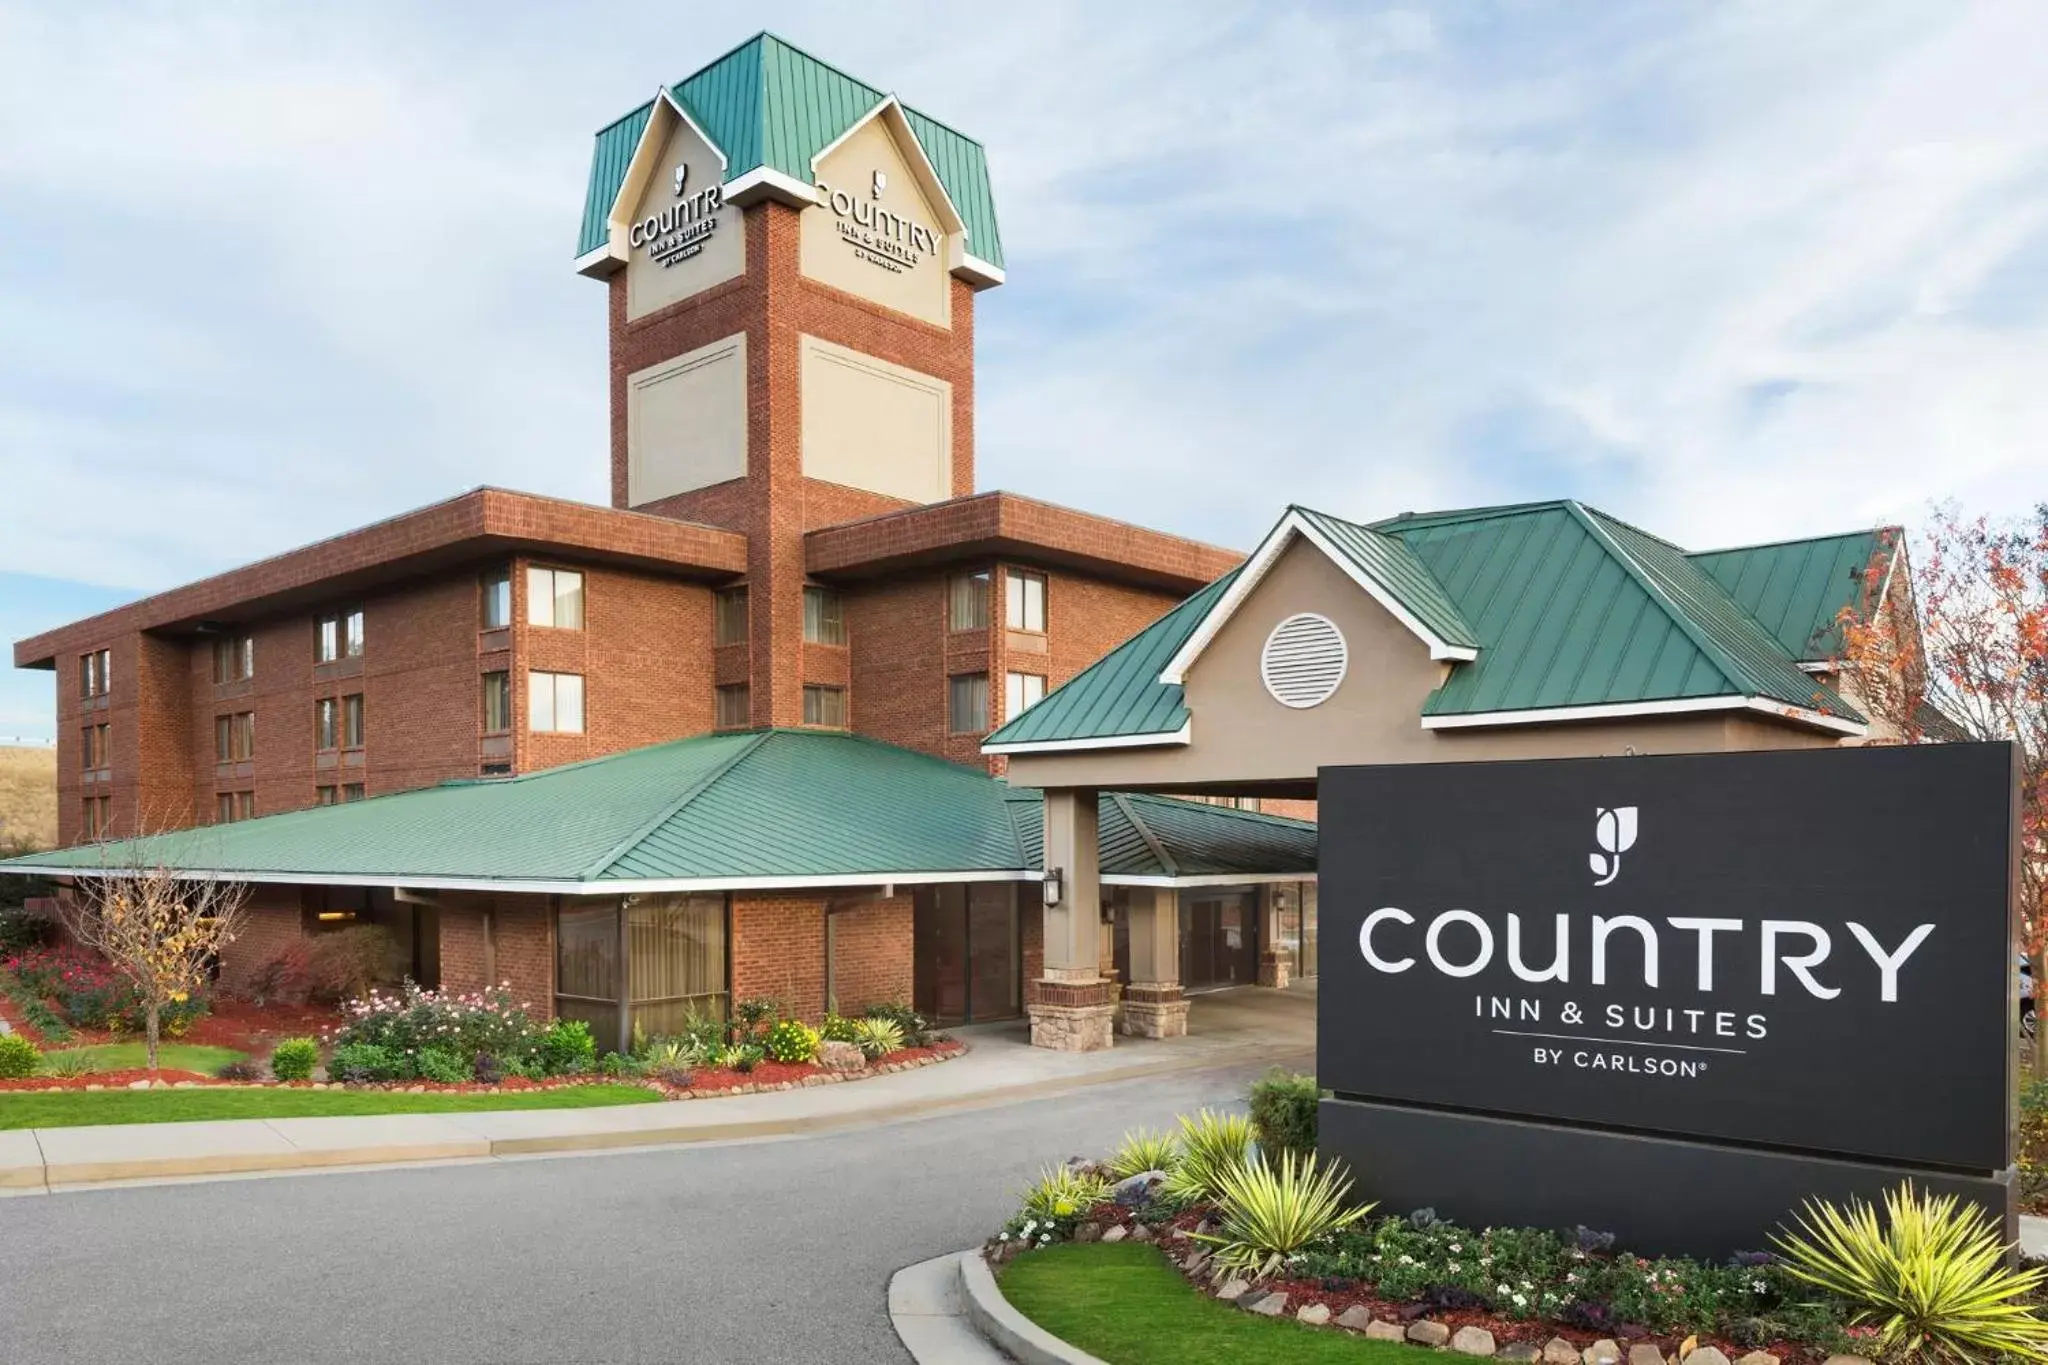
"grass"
42,1043,249,1075
0,1084,663,1130
1000,1242,1415,1365
0,745,56,854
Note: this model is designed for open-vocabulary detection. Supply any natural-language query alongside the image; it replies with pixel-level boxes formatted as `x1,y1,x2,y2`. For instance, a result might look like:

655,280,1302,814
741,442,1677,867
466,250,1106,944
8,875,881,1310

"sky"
2,2,2046,740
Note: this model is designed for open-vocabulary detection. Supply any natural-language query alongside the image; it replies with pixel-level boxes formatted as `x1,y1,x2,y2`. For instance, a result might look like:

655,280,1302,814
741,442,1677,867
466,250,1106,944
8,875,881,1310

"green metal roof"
0,730,1310,888
1689,528,1894,662
987,500,1866,750
578,33,1003,269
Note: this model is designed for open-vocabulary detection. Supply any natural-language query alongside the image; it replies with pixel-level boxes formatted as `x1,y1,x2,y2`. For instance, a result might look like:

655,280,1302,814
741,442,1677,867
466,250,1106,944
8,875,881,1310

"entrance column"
1122,887,1189,1038
1027,789,1118,1051
1258,884,1292,989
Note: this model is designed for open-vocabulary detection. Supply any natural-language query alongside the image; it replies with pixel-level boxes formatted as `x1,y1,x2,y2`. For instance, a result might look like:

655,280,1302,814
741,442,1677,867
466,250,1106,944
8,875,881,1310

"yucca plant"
1772,1182,2048,1363
1161,1109,1255,1203
1109,1126,1183,1180
1020,1163,1114,1223
1193,1150,1373,1279
851,1016,904,1061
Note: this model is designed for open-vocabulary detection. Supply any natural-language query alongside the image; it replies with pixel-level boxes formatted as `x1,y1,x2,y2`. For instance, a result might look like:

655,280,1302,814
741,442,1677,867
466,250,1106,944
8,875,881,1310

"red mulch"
673,1040,963,1096
0,1068,212,1090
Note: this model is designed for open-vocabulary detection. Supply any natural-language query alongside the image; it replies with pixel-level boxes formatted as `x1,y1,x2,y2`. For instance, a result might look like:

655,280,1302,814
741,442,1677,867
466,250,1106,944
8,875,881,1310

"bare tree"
60,833,249,1072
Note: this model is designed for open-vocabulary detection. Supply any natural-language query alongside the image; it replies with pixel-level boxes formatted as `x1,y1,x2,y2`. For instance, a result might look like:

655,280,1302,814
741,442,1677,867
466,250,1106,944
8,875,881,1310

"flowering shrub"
818,1013,863,1045
762,1019,820,1064
330,982,540,1074
4,945,90,996
6,944,208,1034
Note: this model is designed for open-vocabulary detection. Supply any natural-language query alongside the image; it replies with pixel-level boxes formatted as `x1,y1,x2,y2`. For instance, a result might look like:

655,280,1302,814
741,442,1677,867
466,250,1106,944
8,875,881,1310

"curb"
957,1249,1109,1365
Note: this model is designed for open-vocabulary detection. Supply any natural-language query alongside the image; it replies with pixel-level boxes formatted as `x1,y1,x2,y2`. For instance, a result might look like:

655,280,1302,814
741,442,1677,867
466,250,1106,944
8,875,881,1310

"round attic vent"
1260,612,1349,709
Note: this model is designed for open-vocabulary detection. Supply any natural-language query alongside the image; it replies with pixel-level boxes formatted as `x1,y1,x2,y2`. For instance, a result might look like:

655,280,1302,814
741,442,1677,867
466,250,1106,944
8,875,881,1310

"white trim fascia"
0,866,1042,894
605,88,732,247
1873,537,1901,617
952,252,1005,288
1103,871,1317,889
722,164,819,208
1160,511,1474,686
808,95,968,238
1797,661,1833,674
1419,694,1867,737
573,243,625,278
982,720,1192,757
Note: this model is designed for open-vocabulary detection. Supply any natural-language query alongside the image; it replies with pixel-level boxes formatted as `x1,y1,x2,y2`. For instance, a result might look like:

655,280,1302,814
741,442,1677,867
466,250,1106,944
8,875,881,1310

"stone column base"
1026,977,1119,1052
1258,953,1291,990
1121,983,1189,1038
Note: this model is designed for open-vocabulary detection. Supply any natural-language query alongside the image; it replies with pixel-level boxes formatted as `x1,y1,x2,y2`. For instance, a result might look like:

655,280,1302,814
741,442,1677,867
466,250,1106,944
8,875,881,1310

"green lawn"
0,1084,663,1130
41,1043,249,1075
1000,1242,1416,1365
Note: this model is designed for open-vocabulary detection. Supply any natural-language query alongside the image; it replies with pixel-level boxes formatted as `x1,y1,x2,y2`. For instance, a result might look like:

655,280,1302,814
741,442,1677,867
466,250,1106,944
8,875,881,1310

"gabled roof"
578,33,1003,271
985,499,1867,754
0,730,1312,891
1689,528,1895,663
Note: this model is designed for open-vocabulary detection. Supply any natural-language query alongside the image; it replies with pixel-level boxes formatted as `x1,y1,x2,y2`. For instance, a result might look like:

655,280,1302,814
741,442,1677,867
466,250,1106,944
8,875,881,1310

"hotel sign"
630,162,725,269
1318,744,2015,1172
816,171,941,276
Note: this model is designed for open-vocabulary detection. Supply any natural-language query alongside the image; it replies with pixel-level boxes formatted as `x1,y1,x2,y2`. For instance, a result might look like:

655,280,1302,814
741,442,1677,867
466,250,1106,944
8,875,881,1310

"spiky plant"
1773,1182,2048,1364
1109,1126,1183,1180
1020,1163,1114,1223
1161,1109,1255,1204
851,1016,904,1061
1194,1149,1373,1279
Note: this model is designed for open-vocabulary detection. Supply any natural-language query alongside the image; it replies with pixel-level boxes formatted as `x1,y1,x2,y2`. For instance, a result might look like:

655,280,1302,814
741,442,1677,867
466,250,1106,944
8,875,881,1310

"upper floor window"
315,698,339,752
216,791,255,824
802,684,847,728
213,635,254,684
714,587,749,647
82,795,110,839
341,783,366,803
316,785,339,807
481,671,512,734
482,569,513,630
527,567,585,630
215,712,255,763
949,571,990,631
529,671,585,734
948,672,990,735
317,609,364,662
342,693,365,749
1006,571,1047,633
82,723,110,771
715,683,751,729
80,648,112,698
803,587,845,646
1005,672,1046,720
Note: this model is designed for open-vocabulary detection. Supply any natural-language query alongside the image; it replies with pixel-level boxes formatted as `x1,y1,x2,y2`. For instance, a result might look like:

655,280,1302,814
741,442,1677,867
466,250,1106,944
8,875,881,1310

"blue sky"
3,2,2046,740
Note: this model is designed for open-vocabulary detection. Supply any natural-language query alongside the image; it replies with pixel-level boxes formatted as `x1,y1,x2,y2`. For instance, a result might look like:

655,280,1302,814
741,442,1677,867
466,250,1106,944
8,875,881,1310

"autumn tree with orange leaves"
1833,503,2047,1071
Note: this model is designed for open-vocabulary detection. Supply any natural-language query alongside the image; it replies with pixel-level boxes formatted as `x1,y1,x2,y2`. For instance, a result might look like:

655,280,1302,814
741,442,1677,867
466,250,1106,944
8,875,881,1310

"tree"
60,836,249,1072
1833,503,2048,1072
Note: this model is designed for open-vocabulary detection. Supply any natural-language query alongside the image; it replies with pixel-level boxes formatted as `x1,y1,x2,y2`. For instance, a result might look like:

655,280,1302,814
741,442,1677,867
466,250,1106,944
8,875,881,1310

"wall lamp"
1042,867,1064,908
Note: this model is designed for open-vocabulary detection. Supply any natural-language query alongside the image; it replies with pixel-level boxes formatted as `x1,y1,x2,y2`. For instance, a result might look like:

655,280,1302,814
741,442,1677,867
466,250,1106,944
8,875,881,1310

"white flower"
1448,1262,1460,1273
1497,1283,1512,1296
1449,1243,1461,1253
1513,1293,1528,1308
1751,1278,1768,1293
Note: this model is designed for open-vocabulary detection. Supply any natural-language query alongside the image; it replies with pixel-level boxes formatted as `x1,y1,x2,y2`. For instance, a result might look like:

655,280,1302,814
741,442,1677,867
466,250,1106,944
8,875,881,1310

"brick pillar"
1122,886,1188,1038
1027,789,1116,1050
1257,883,1292,989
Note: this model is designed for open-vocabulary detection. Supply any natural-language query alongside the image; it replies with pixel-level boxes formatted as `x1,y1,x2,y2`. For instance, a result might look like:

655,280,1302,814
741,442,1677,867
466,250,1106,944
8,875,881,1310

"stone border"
959,1249,1110,1365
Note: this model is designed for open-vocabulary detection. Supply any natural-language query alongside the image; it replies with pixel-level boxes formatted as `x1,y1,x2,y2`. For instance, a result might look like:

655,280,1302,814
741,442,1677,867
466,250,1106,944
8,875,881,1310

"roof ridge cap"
1128,791,1317,831
1565,504,1762,698
1687,525,1894,557
1111,793,1178,878
1366,500,1571,532
576,730,771,880
1580,504,1692,555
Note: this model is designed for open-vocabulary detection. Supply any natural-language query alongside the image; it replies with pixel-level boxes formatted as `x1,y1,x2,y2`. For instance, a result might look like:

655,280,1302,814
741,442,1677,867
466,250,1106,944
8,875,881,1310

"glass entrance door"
914,884,1020,1025
1180,887,1258,988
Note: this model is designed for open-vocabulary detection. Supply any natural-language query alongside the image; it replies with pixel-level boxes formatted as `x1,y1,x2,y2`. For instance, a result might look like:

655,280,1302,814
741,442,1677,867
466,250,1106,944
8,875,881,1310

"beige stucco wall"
802,116,953,328
623,113,745,321
799,334,952,503
1003,536,1839,790
625,333,748,506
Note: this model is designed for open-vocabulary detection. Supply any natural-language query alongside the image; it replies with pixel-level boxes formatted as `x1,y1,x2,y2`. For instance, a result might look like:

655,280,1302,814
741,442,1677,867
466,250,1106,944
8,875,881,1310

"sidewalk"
0,986,1314,1193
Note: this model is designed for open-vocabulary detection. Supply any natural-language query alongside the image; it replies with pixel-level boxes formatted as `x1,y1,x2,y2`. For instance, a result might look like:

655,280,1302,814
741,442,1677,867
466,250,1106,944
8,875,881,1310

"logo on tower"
673,163,689,196
1589,806,1638,886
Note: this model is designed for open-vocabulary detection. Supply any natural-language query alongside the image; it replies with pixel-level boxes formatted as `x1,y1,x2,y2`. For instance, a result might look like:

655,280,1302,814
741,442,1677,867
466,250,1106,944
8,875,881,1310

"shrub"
214,1059,263,1082
819,1012,862,1044
1008,1164,1114,1243
333,983,541,1066
9,992,72,1043
1162,1109,1255,1203
269,1037,320,1082
4,944,90,996
305,926,405,1002
718,1043,763,1073
0,909,53,955
676,1009,726,1061
862,1001,934,1047
535,1019,597,1076
729,996,782,1044
472,1052,505,1085
0,1033,40,1078
328,1041,403,1084
236,939,316,1006
415,1046,471,1085
1248,1068,1320,1160
1109,1126,1183,1180
1196,1150,1373,1278
41,1049,95,1078
1774,1182,2048,1363
763,1019,821,1064
50,957,133,1029
851,1016,904,1061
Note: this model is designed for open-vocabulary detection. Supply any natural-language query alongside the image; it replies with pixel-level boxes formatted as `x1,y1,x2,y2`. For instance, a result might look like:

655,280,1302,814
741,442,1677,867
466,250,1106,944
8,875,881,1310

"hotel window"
949,672,990,734
82,795,110,839
802,684,847,728
802,587,845,645
526,566,585,629
315,785,338,806
555,894,730,1052
481,569,512,629
481,671,512,734
342,693,365,749
314,698,338,752
215,712,255,763
82,723,110,772
949,571,990,631
316,609,364,662
80,648,112,698
481,763,511,776
1004,672,1046,720
341,783,365,803
1006,571,1047,633
714,587,748,646
213,635,254,684
529,671,585,734
715,683,750,729
216,791,255,823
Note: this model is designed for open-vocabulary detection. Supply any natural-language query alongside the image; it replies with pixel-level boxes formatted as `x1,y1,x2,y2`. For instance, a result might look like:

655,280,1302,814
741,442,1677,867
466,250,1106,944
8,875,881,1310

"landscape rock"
1821,1357,1873,1365
1410,1320,1452,1347
1297,1303,1331,1326
1364,1318,1408,1341
1129,1222,1155,1243
1183,1251,1210,1278
1333,1306,1376,1331
1499,1343,1542,1362
1215,1277,1249,1302
1246,1292,1286,1317
127,1080,151,1090
1074,1223,1102,1243
1629,1346,1666,1365
1733,1354,1780,1365
1101,1225,1128,1243
1585,1340,1623,1365
173,1081,197,1088
1452,1326,1498,1356
1683,1350,1731,1365
1545,1340,1582,1365
1111,1171,1163,1205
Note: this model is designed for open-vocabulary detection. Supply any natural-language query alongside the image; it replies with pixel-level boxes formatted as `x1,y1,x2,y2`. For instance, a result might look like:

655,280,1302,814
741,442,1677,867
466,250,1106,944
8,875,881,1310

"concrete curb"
958,1249,1110,1365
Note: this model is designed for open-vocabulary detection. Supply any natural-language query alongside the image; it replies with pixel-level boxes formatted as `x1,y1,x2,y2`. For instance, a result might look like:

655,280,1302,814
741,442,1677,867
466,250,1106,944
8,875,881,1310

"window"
80,649,111,698
948,673,990,734
803,587,845,645
342,693,365,749
481,763,511,776
215,712,254,762
316,785,338,806
1006,571,1047,632
482,569,512,630
213,635,254,684
316,610,365,662
341,783,365,803
526,566,585,629
81,723,109,772
315,698,339,752
82,796,110,839
714,587,749,646
216,791,255,823
1004,672,1046,720
715,683,750,729
803,684,847,728
481,671,511,734
949,571,990,631
555,894,729,1051
528,671,585,734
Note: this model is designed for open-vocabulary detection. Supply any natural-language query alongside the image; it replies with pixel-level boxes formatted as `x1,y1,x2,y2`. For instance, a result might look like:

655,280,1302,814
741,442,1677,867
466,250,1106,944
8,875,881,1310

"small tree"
1834,503,2048,1072
61,837,249,1072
